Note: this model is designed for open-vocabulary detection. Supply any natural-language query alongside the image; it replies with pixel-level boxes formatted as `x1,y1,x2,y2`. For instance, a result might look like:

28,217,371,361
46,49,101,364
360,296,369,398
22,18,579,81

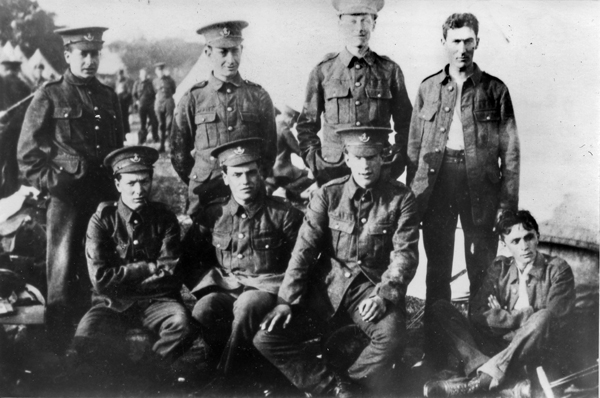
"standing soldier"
33,63,48,89
406,13,519,365
152,62,176,153
171,21,277,215
115,68,132,135
133,68,158,145
297,0,413,186
1,61,31,107
17,26,124,352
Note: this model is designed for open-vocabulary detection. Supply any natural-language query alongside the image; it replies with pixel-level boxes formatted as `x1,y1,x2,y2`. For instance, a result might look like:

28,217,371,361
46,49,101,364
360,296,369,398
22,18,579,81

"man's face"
139,69,147,80
155,67,163,77
338,14,375,49
502,223,539,268
64,48,100,79
222,162,261,205
442,26,479,71
115,172,153,211
207,45,242,80
344,151,382,188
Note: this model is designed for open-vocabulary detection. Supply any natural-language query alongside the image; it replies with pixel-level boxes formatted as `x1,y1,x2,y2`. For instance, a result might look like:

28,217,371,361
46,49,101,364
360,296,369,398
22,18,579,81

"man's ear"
114,178,121,193
475,37,480,50
221,170,229,186
64,50,71,64
205,46,212,57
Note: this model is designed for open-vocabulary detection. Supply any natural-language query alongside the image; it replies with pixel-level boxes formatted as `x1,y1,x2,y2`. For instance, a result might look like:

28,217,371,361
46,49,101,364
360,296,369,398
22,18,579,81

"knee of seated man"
372,312,404,351
524,308,553,331
233,290,274,319
192,293,224,324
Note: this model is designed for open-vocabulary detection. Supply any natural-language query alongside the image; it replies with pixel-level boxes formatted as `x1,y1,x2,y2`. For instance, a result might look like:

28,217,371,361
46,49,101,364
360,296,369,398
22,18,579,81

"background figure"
153,62,176,153
17,26,124,353
133,68,158,144
1,61,31,108
33,63,47,88
115,69,133,134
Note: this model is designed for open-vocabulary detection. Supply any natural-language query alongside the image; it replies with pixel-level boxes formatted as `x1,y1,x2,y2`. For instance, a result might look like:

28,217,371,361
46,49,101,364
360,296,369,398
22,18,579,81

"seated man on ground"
179,138,303,388
424,210,575,397
254,127,420,397
72,146,195,380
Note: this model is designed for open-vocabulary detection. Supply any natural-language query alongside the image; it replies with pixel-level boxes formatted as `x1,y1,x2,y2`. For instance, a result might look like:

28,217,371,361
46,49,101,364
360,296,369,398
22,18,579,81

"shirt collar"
510,252,545,281
344,176,379,201
64,68,98,87
340,47,374,68
224,189,265,219
438,63,483,86
117,198,145,224
208,72,244,91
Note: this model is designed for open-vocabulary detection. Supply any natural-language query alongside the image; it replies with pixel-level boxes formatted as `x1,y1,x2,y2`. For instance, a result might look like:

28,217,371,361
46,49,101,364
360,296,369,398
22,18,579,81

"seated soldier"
72,146,195,379
254,127,420,397
424,210,575,397
180,138,303,384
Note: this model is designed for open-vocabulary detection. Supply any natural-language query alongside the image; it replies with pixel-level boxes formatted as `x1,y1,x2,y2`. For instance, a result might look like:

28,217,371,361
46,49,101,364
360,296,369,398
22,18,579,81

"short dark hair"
496,210,539,240
442,13,479,39
338,13,378,21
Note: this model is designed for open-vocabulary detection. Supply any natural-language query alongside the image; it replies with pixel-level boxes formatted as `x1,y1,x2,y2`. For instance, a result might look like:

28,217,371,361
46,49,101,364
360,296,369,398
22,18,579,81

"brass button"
210,156,215,160
265,244,270,249
435,148,441,153
429,168,435,173
64,113,69,117
355,82,361,87
133,240,139,245
344,272,352,278
355,64,361,69
238,233,244,239
59,166,64,171
217,243,221,248
227,107,233,111
440,127,446,132
377,93,381,98
226,88,232,93
355,121,361,126
193,174,197,179
444,107,451,112
448,86,454,91
237,254,243,259
96,145,100,149
241,214,247,219
87,91,92,95
355,101,361,106
357,260,362,265
95,126,99,130
383,229,387,234
361,218,367,224
486,116,491,120
94,106,98,111
133,220,138,224
228,126,233,131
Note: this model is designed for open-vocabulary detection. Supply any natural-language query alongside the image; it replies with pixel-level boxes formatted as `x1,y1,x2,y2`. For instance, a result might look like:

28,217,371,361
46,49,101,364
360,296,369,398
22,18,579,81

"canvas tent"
26,49,60,80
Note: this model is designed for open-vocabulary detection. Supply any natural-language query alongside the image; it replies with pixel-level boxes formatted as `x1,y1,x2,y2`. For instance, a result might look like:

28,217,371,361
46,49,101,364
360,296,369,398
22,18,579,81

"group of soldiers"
11,0,576,397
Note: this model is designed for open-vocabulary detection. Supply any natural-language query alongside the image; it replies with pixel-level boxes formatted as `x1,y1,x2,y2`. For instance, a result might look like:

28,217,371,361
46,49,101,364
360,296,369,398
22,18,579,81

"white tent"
27,49,61,80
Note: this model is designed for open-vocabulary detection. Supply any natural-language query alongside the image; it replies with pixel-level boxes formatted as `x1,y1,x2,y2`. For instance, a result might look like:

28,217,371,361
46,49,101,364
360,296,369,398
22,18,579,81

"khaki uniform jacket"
278,175,419,320
407,64,520,226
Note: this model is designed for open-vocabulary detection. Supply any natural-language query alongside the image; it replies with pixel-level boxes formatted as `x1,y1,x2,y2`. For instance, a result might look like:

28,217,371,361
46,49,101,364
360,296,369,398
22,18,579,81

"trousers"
74,299,195,363
422,149,498,359
138,104,158,143
192,288,277,374
155,98,175,150
253,278,405,394
430,300,553,385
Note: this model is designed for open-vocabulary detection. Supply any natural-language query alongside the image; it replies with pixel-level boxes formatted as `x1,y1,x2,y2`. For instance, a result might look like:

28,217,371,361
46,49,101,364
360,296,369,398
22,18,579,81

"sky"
34,0,599,298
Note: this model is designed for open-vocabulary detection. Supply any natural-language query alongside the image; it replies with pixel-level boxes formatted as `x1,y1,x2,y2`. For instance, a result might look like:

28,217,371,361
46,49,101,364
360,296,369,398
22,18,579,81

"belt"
444,147,465,163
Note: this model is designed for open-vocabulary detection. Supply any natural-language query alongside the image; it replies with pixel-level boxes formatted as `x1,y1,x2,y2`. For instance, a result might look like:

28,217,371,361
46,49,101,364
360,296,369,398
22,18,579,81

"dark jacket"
3,74,31,108
470,253,575,333
182,192,303,297
278,175,419,320
407,64,520,226
171,72,277,213
133,78,156,107
17,69,124,200
85,200,182,311
296,48,413,177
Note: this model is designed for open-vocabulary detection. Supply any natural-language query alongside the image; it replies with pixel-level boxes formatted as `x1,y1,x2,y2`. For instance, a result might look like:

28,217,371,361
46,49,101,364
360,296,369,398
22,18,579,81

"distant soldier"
152,62,176,153
73,146,195,380
273,105,306,186
33,63,48,89
180,138,303,387
115,68,133,134
296,0,413,186
18,26,124,352
133,68,158,144
171,20,277,215
1,61,31,107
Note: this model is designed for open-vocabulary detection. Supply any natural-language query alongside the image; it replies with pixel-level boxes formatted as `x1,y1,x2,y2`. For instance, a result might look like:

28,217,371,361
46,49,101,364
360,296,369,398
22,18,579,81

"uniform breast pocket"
328,217,355,257
195,112,220,149
251,234,284,273
474,109,500,146
239,112,259,139
52,106,82,143
324,83,350,124
368,222,394,257
418,103,439,144
366,86,392,122
212,232,232,265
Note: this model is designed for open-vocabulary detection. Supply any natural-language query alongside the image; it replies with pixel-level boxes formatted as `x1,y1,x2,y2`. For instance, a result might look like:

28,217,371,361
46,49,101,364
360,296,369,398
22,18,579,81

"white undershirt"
513,263,533,310
445,81,465,150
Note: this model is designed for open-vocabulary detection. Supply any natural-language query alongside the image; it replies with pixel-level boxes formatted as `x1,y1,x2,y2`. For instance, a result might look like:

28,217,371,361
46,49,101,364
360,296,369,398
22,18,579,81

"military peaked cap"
210,138,263,167
197,20,248,48
104,146,159,175
336,126,391,156
54,26,108,50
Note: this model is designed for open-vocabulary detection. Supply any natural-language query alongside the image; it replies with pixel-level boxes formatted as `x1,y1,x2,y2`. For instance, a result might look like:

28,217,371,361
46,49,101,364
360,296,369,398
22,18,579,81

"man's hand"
260,304,292,332
487,295,505,310
358,296,387,323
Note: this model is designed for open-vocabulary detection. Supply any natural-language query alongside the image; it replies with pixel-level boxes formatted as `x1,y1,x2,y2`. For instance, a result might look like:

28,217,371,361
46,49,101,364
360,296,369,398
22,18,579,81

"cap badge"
233,146,245,155
359,133,370,143
131,154,141,163
83,33,95,42
221,27,231,37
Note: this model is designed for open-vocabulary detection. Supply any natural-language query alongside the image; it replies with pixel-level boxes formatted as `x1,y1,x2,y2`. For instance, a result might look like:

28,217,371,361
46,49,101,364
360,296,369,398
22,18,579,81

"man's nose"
457,41,466,52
